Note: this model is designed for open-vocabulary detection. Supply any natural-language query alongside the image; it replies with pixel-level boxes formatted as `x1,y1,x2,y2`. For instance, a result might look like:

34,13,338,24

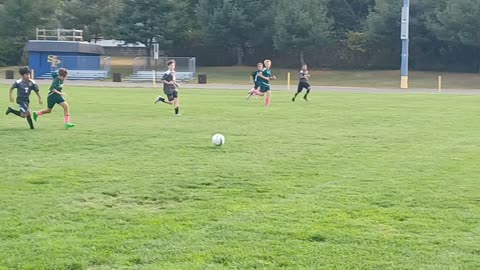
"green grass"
4,57,480,89
196,66,480,89
1,87,480,269
105,56,480,88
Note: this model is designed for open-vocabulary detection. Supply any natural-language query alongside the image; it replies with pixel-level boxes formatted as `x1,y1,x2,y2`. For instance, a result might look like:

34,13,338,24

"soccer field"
1,87,479,269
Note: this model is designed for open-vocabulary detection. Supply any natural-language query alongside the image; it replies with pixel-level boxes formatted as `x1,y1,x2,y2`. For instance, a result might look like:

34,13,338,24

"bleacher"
125,71,194,82
37,70,109,80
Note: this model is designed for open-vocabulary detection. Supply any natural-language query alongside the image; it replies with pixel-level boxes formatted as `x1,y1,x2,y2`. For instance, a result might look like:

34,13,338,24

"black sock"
26,116,34,129
175,107,179,115
304,90,310,99
293,92,299,100
9,107,21,117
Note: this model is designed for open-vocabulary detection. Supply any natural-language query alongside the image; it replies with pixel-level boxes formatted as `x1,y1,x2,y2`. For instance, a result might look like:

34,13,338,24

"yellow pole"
438,76,442,93
401,76,408,89
287,72,291,91
152,70,156,87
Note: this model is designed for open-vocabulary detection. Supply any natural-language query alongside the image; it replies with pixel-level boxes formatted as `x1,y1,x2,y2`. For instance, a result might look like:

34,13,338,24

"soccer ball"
212,133,225,146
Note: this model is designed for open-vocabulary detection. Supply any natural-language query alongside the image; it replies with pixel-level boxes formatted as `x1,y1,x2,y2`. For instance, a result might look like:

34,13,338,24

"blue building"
24,40,109,80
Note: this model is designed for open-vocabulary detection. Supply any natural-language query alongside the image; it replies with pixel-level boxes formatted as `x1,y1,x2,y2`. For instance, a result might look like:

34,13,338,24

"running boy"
251,59,276,106
154,60,181,116
5,67,42,129
292,64,311,101
246,62,263,100
33,68,75,129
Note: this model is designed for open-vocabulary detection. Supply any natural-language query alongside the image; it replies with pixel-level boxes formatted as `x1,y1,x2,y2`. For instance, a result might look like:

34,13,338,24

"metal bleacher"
125,71,194,82
124,57,196,82
37,70,109,80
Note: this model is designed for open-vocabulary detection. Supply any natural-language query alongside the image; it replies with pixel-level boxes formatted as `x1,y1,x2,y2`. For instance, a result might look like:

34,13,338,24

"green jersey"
47,72,66,108
259,69,272,86
49,72,64,92
251,69,262,84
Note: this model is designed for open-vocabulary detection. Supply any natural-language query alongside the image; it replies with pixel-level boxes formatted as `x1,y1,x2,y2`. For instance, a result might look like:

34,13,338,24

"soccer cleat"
65,123,75,129
175,113,182,116
5,107,15,115
154,96,165,104
292,97,295,102
246,89,255,100
303,96,309,101
33,112,38,122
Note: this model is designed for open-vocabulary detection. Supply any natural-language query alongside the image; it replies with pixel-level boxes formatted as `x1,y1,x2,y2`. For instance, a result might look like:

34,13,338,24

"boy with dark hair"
6,67,42,129
154,60,181,116
246,62,263,100
33,68,75,129
292,64,311,101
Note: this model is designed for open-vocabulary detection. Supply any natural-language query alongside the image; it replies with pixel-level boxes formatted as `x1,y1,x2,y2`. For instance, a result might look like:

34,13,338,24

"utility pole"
400,0,410,89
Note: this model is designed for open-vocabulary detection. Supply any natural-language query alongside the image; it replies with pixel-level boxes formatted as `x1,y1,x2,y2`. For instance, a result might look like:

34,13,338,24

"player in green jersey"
33,68,75,129
251,59,276,106
246,62,263,100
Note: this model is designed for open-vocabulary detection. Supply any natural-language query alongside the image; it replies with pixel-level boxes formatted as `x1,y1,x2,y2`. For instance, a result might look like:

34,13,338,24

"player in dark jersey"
5,67,42,129
33,68,75,129
246,62,263,100
292,64,311,102
154,60,181,116
251,59,276,106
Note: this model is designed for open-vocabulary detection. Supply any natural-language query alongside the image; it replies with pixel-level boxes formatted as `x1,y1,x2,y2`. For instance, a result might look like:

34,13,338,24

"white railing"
36,28,83,41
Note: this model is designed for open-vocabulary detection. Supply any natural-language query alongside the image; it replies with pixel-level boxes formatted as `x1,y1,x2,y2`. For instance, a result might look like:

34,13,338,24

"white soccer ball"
212,133,225,146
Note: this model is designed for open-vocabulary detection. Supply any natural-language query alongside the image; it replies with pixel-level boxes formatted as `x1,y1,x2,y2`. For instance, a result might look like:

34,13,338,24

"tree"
197,0,253,65
60,0,122,42
365,0,431,68
0,0,59,65
113,0,179,57
427,0,480,72
240,0,275,60
365,0,401,49
328,0,375,34
273,0,333,65
175,0,203,47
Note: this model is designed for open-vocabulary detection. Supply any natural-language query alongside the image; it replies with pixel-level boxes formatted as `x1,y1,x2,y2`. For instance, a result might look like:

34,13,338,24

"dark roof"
24,40,104,55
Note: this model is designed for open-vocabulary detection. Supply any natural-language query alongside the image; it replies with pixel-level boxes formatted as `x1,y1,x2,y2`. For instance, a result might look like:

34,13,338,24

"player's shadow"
189,145,227,151
0,127,37,133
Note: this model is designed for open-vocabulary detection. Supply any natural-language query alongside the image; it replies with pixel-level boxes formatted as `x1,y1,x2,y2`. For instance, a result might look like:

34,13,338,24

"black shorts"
165,90,178,101
297,81,311,92
16,98,30,113
253,82,260,89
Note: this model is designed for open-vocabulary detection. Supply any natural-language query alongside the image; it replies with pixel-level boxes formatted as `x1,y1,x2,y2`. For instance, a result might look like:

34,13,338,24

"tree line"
0,0,479,72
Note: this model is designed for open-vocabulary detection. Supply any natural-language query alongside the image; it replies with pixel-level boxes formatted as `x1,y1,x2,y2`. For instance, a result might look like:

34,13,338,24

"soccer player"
154,59,181,116
246,62,263,100
5,67,42,129
292,64,311,101
251,59,276,106
33,68,75,129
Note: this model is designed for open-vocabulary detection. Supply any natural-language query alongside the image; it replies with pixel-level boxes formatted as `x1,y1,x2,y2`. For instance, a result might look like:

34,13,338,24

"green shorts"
259,84,270,93
47,93,65,109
